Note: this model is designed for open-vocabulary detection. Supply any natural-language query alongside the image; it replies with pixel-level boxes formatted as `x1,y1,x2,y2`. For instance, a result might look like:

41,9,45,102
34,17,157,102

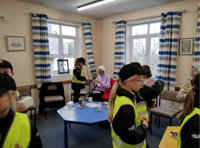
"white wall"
101,0,198,87
0,0,100,108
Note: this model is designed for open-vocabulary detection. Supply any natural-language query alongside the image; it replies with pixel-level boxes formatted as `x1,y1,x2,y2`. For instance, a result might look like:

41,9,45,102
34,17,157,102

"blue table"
57,101,108,148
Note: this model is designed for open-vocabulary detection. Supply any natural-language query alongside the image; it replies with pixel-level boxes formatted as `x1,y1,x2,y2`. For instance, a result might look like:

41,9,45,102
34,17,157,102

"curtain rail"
29,12,84,24
112,9,187,24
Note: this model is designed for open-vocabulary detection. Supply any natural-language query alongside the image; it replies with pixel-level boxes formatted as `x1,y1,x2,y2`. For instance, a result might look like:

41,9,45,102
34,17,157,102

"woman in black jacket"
177,73,200,148
72,57,89,102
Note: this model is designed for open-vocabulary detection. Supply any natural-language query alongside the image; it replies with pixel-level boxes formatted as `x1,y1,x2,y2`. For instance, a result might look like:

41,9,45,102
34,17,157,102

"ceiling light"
77,0,115,11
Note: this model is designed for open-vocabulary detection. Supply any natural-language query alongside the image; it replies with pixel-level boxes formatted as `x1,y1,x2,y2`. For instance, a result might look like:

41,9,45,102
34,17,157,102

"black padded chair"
17,87,37,126
39,82,66,120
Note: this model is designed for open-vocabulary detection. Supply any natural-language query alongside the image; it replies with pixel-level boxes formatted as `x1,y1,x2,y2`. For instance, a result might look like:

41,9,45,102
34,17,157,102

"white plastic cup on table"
96,102,101,111
88,97,93,102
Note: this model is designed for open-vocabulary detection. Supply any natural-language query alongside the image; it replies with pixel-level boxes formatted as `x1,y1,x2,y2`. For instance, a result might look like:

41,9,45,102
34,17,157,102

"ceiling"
17,0,186,18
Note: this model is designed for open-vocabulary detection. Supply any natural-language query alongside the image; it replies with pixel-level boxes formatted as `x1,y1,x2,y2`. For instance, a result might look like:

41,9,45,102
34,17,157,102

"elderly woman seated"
89,66,111,101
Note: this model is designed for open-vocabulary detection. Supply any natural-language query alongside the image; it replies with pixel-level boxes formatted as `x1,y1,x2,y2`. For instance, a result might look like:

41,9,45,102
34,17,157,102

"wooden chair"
17,87,37,127
150,90,181,134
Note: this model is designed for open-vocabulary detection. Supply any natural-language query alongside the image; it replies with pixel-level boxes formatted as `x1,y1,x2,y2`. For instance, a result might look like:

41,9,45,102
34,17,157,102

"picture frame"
6,36,26,52
179,38,194,55
57,59,69,74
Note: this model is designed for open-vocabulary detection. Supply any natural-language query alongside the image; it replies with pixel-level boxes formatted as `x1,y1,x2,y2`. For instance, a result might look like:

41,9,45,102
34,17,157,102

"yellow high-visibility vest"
72,66,85,84
3,112,31,148
110,94,145,148
177,107,200,148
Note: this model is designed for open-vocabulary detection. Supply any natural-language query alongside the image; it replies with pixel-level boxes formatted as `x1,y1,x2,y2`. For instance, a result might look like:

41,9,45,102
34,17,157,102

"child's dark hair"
142,65,152,78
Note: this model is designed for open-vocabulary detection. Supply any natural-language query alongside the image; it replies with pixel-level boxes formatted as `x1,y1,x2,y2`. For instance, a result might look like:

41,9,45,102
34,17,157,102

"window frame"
48,21,78,75
129,21,160,76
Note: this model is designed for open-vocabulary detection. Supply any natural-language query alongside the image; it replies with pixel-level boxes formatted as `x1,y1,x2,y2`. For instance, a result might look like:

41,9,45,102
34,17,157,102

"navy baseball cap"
78,57,86,65
0,73,16,95
0,59,13,72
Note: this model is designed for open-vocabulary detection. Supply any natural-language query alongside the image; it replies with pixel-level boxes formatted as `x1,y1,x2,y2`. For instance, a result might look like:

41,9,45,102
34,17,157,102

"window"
130,22,160,76
48,23,77,75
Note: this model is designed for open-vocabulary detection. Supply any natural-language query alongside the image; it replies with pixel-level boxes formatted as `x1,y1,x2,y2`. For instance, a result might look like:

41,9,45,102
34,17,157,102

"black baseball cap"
78,57,86,65
0,73,16,95
0,59,13,72
119,62,149,82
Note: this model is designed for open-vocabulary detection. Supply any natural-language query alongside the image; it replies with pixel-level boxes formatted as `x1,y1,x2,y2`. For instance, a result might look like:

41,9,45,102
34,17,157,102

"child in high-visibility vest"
177,73,200,148
0,73,43,148
0,59,28,113
72,57,89,102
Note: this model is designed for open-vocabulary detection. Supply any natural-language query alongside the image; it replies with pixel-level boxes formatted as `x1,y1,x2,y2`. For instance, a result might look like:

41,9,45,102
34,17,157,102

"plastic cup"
88,97,93,102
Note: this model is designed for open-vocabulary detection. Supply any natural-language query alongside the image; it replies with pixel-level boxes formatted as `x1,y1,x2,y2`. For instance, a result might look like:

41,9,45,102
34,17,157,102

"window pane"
48,24,60,34
50,57,59,75
63,39,74,55
132,24,148,35
64,57,74,70
49,37,59,54
150,23,160,34
62,26,76,36
133,38,146,65
150,37,159,76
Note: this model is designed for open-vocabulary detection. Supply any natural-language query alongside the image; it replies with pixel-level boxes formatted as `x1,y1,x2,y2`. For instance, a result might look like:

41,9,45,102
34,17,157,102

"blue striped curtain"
192,9,200,68
113,21,126,79
31,14,51,88
156,12,182,91
83,22,97,76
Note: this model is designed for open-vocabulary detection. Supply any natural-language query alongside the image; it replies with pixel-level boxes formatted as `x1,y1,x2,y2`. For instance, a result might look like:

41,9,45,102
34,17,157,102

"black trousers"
73,89,81,102
89,91,106,102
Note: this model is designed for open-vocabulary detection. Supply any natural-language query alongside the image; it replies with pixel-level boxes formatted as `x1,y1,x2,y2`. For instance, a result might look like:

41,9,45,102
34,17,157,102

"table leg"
64,121,68,148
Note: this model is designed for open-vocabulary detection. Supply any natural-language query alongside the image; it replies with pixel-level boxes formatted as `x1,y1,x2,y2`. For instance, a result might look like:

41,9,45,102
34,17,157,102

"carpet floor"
35,108,181,148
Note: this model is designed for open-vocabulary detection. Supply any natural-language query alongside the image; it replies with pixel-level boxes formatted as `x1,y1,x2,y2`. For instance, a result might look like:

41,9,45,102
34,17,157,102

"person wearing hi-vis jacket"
177,73,200,148
108,62,150,148
0,73,43,148
71,57,89,102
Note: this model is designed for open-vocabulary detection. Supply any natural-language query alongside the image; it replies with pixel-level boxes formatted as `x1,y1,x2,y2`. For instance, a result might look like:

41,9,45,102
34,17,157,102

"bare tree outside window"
131,22,160,77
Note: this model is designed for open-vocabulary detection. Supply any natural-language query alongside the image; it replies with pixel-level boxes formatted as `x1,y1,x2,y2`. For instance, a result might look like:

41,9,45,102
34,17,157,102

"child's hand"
139,115,149,124
16,103,28,113
143,120,148,128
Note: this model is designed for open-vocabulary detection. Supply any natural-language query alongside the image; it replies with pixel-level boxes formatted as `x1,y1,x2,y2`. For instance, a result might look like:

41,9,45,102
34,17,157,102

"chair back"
40,82,65,98
17,87,31,96
160,90,180,103
47,85,58,90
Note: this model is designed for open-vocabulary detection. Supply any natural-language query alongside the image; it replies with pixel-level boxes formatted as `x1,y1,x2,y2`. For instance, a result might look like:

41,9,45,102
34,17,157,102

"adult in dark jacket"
72,57,89,102
177,73,200,148
0,73,43,148
108,62,150,148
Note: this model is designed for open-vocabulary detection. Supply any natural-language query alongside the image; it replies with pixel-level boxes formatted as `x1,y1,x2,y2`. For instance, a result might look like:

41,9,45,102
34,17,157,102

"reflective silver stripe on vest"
138,110,148,116
136,101,146,107
72,77,82,82
111,125,144,148
112,136,126,146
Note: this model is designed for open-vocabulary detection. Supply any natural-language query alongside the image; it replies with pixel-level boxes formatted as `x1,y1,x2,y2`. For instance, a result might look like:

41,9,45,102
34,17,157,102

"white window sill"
51,73,72,77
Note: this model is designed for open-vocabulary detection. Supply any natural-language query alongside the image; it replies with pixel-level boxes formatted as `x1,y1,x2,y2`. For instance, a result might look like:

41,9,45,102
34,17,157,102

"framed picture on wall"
57,59,69,74
6,36,26,52
179,38,194,55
